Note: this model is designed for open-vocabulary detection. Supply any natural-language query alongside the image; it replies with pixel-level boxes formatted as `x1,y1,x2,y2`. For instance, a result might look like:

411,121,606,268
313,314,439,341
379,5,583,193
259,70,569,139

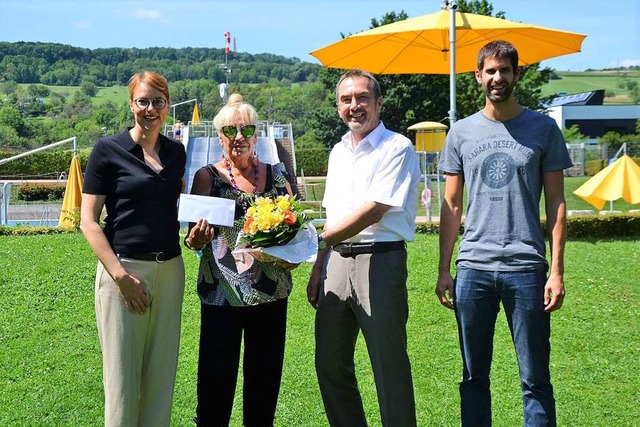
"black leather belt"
332,241,405,256
118,250,181,263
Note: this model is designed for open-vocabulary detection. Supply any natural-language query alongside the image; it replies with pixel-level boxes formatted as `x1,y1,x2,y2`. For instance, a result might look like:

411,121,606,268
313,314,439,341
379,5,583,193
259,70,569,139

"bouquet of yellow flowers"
232,195,318,272
239,194,308,247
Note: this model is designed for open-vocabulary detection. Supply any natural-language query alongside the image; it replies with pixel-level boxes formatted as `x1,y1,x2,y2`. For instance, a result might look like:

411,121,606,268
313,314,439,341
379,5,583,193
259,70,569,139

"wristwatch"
317,234,327,250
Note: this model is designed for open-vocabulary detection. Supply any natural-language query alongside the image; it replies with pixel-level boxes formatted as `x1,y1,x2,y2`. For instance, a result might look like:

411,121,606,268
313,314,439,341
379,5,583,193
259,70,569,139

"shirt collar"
340,121,386,151
119,127,167,155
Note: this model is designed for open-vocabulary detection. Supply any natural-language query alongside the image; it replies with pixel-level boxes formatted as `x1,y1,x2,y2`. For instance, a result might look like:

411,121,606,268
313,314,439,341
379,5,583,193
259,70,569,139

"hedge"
0,146,331,178
585,159,606,176
415,213,640,239
4,214,638,239
0,149,90,177
585,156,640,176
17,182,66,201
295,148,329,176
0,225,73,236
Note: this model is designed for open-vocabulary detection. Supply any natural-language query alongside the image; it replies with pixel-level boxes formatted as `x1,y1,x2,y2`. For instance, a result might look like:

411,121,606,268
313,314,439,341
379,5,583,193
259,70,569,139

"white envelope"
178,194,236,226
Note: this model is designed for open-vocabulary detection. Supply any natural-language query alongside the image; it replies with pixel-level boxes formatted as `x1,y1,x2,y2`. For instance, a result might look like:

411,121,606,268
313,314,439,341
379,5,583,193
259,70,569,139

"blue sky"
1,0,638,72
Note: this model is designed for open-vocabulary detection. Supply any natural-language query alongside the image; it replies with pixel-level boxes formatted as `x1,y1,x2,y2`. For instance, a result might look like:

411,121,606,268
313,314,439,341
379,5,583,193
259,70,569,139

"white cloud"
615,59,640,68
132,8,168,22
72,21,91,30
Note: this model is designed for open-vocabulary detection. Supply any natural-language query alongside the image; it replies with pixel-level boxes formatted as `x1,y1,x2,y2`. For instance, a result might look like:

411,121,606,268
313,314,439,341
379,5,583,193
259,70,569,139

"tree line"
0,42,319,86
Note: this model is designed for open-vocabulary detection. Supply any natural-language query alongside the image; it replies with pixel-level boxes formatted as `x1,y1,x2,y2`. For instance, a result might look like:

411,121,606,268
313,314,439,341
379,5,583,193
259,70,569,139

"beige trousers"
95,255,185,427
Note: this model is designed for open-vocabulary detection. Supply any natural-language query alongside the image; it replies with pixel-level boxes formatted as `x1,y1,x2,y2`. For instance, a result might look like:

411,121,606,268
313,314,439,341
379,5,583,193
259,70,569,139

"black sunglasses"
221,124,256,139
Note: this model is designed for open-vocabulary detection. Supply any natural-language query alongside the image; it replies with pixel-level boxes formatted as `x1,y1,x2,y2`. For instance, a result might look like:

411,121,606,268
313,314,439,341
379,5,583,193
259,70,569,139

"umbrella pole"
447,0,458,124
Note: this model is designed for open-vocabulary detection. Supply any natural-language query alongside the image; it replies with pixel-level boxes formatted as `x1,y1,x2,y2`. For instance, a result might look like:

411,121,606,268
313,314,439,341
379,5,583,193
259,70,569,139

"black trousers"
195,298,288,427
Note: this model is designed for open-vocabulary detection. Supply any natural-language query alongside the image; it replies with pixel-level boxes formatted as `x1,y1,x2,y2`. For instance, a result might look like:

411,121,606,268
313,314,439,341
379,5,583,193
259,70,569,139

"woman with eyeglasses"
184,94,296,426
80,71,186,427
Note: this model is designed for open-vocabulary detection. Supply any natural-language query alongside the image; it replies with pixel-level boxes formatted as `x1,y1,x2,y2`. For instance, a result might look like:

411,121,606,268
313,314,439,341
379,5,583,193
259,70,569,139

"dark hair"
477,40,519,72
335,69,382,103
128,71,170,102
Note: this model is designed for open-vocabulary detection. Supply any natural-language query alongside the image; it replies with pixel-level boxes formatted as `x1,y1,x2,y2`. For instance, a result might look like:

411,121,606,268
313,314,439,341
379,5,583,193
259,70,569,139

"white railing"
0,182,12,225
0,137,77,166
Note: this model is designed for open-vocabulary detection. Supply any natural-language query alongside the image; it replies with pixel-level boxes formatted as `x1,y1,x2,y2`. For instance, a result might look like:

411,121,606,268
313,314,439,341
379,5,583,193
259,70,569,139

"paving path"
7,204,62,220
6,205,439,224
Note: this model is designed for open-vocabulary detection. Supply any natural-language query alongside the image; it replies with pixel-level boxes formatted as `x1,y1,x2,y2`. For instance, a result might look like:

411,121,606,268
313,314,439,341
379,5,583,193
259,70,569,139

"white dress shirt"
323,122,420,243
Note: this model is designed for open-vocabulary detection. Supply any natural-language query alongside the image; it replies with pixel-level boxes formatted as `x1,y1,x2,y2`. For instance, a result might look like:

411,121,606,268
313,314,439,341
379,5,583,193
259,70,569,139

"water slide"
183,134,281,194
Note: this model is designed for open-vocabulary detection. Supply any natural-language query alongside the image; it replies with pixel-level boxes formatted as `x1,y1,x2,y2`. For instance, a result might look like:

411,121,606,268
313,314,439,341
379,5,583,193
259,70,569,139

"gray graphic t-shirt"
438,109,572,271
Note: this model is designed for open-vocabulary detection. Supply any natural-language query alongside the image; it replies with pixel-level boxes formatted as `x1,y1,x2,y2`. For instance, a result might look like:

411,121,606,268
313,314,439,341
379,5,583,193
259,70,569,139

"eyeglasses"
221,124,256,139
133,98,167,110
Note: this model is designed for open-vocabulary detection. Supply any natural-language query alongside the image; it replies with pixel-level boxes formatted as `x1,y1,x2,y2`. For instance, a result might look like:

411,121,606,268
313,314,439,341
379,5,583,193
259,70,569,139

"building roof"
547,89,605,107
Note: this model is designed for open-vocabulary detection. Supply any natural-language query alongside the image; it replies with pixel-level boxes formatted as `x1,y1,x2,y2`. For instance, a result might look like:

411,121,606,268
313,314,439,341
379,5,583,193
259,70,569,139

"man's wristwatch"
317,234,327,250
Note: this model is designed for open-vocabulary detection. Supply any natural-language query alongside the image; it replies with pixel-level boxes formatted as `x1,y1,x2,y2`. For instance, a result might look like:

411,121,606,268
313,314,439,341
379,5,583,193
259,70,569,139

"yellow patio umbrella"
191,103,200,126
58,155,84,229
407,121,448,152
573,155,640,210
310,8,585,74
310,5,586,123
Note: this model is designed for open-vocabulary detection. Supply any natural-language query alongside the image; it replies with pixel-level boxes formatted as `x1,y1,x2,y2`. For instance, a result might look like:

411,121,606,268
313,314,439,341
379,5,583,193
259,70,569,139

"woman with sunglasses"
184,94,296,426
81,71,186,427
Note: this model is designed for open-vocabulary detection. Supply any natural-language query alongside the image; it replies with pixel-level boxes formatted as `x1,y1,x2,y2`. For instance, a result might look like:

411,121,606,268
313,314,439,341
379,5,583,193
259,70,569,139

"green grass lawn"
0,233,638,426
19,84,129,106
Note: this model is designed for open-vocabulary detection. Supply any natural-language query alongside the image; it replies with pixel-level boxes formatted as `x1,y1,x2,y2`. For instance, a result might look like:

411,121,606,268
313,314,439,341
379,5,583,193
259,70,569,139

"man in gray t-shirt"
436,40,572,427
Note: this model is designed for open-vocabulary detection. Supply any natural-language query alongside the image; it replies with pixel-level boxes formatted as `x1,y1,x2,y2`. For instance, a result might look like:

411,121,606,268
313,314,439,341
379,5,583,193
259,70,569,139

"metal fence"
566,143,609,176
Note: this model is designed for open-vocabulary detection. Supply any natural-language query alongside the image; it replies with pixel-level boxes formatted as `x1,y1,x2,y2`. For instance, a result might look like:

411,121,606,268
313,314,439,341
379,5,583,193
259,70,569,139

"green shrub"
585,159,605,176
415,221,448,235
0,225,73,236
415,214,640,239
585,157,640,176
2,214,639,239
296,148,329,176
17,182,66,201
60,207,81,231
560,213,640,239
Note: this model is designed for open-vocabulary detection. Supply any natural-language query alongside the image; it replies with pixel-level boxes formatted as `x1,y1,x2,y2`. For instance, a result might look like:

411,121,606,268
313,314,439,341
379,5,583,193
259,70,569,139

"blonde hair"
227,93,244,105
213,100,258,132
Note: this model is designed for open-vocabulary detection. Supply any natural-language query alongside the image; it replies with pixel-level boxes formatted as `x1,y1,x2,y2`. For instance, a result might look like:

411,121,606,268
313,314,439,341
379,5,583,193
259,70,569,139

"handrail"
0,137,77,166
172,98,197,124
609,142,627,164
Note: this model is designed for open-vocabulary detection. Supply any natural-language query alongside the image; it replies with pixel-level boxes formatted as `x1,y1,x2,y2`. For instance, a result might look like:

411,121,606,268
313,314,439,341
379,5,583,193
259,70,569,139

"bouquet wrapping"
231,195,318,273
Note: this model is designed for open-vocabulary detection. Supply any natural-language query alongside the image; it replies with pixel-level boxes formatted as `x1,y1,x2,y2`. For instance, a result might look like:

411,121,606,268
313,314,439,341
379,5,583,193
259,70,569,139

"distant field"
542,70,640,104
18,84,129,106
94,85,129,104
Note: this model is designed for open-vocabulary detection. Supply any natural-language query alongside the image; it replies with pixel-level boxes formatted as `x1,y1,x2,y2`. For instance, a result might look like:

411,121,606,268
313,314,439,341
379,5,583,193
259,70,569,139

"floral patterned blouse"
196,163,293,306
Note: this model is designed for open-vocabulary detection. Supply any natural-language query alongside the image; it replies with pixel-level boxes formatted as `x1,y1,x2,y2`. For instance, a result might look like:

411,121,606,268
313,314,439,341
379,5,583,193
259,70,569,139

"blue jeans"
454,266,556,427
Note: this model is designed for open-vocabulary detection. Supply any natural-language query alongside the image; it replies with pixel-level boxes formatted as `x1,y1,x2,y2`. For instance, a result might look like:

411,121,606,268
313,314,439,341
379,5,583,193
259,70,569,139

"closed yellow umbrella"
573,155,640,210
191,103,200,126
58,155,84,229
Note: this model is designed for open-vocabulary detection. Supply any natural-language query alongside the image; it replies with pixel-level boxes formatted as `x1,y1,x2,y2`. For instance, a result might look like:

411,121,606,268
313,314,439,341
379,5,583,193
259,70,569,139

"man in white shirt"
306,69,420,426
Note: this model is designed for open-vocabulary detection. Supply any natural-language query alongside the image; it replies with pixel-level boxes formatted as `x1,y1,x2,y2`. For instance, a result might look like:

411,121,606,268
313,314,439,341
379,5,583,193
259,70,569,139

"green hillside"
25,70,640,108
542,70,640,104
